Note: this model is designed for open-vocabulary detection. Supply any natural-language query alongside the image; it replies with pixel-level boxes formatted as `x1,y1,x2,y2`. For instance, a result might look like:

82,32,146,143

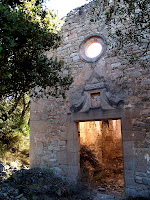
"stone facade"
30,0,150,198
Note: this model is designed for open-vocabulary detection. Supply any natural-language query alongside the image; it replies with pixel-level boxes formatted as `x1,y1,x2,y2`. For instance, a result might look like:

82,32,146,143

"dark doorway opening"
79,120,124,195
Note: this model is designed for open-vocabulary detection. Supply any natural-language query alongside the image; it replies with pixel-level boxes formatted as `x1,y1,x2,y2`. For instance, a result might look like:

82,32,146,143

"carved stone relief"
70,62,126,113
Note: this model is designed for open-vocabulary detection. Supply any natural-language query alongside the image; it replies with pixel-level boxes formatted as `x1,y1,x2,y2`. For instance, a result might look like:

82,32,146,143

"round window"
86,42,102,58
79,34,107,63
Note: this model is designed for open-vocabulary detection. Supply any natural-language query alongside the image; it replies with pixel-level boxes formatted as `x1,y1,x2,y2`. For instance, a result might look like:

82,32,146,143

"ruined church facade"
30,1,150,197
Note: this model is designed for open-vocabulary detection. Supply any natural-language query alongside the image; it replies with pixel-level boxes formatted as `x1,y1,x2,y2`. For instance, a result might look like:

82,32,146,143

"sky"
45,0,88,18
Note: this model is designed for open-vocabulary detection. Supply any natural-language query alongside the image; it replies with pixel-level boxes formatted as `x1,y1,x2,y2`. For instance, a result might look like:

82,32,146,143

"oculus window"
79,34,107,63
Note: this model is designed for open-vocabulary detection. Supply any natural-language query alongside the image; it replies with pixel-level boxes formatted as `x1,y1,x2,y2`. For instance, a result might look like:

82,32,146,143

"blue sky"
46,0,88,18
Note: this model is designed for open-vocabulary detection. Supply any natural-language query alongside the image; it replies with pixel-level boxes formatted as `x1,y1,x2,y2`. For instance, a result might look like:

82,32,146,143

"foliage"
0,0,73,155
0,0,73,100
87,0,149,65
80,144,100,168
0,94,30,156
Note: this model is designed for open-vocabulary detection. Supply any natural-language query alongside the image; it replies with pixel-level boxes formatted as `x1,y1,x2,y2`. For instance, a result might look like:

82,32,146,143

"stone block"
129,72,142,78
73,56,79,61
60,146,67,151
30,112,41,121
56,151,68,165
53,146,60,151
58,141,66,146
52,136,59,141
63,43,71,49
125,187,149,198
123,142,135,170
70,53,78,57
130,110,141,119
123,155,135,171
135,154,148,172
135,176,143,184
85,70,93,81
50,167,64,177
122,130,133,141
35,143,43,155
30,99,46,112
30,121,47,134
67,140,79,153
124,170,135,187
111,62,121,69
50,140,58,146
59,131,67,140
49,159,57,162
142,177,150,186
135,172,147,177
42,155,51,161
48,146,53,151
67,152,79,166
132,131,146,141
67,166,79,181
121,119,132,132
30,159,41,168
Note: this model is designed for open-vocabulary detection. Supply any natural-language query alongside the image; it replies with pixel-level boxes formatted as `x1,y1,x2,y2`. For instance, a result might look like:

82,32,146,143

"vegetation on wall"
87,0,149,66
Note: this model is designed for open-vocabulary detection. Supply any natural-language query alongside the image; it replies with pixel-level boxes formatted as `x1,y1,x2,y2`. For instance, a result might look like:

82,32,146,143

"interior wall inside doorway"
79,120,124,193
79,120,122,163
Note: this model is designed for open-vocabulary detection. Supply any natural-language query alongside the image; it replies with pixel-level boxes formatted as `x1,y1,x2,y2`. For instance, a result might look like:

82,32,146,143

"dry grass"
0,133,29,169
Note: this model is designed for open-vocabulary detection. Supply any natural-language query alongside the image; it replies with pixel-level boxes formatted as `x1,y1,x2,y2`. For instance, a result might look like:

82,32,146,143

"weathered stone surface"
69,88,84,112
142,177,150,186
56,151,68,165
135,176,143,184
129,72,142,78
30,0,150,198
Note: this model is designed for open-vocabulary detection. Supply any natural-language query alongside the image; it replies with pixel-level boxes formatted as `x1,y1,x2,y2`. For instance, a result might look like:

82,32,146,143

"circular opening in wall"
79,34,107,63
85,41,102,58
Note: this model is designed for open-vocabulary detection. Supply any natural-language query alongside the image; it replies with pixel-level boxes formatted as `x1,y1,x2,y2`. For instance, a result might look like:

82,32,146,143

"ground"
0,162,149,200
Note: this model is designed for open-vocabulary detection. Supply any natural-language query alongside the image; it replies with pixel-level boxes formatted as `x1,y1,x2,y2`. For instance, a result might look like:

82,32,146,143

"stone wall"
30,0,150,197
